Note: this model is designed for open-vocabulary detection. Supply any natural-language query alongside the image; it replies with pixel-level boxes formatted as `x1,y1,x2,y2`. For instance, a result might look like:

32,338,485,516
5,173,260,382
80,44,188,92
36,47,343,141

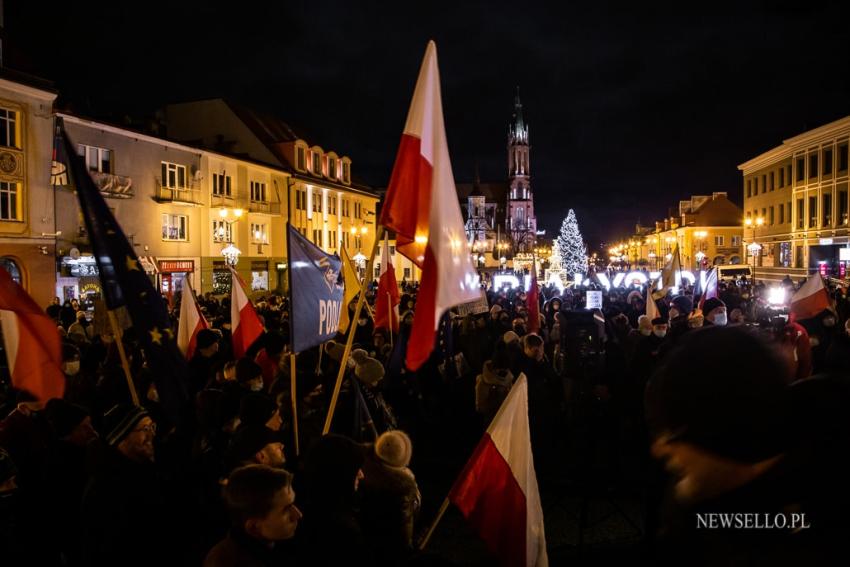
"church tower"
506,87,536,252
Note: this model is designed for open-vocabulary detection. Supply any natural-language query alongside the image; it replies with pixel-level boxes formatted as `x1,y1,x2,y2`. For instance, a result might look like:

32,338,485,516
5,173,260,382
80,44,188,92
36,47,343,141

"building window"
355,235,362,249
77,144,112,173
746,179,751,198
342,162,350,183
251,223,267,243
0,257,21,284
343,232,350,249
732,235,742,247
161,162,187,189
0,108,18,149
404,267,411,280
762,207,766,220
296,147,306,171
328,157,337,180
312,152,322,175
779,203,784,224
809,196,817,228
250,181,267,202
796,157,805,182
840,190,849,225
295,189,308,210
839,143,849,173
328,195,337,215
212,172,232,197
769,172,774,191
797,199,804,229
162,214,187,241
328,230,337,250
778,167,784,188
312,229,323,247
0,181,20,220
212,220,231,243
809,154,818,179
769,206,775,225
824,147,833,175
354,202,361,219
342,199,350,217
753,177,758,194
714,235,724,246
761,174,767,194
312,191,322,213
823,193,832,226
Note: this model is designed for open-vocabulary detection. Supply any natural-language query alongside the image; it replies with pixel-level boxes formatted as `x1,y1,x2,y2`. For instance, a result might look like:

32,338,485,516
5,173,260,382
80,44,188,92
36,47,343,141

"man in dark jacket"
189,329,225,397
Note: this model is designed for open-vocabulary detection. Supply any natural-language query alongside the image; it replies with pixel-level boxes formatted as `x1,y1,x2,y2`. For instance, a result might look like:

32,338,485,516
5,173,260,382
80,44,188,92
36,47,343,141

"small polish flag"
0,267,64,401
790,274,831,321
379,41,480,370
230,268,264,358
449,373,548,567
177,279,208,359
374,233,400,332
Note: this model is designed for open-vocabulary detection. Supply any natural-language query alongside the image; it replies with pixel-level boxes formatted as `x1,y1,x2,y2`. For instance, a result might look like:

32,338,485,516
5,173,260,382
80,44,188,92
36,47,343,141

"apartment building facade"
739,116,850,282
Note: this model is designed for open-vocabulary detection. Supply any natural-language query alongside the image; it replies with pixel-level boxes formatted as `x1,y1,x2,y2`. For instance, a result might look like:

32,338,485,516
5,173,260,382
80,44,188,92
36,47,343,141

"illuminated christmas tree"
556,209,587,278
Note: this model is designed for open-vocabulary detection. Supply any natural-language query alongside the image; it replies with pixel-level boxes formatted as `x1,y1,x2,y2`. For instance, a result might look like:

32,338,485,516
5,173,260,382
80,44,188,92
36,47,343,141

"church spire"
510,86,528,145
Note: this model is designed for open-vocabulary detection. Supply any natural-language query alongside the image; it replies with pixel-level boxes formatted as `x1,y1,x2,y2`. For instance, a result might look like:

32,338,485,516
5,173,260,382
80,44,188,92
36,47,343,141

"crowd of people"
1,272,850,566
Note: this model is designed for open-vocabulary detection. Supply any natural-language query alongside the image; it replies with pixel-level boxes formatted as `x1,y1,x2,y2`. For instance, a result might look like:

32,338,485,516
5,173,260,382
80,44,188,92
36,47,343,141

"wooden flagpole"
289,353,299,456
107,309,140,406
386,291,394,348
322,224,385,435
418,498,450,550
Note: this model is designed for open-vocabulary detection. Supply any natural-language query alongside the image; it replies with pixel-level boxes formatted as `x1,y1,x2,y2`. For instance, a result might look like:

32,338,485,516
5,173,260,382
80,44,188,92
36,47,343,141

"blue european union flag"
60,122,189,425
287,224,344,353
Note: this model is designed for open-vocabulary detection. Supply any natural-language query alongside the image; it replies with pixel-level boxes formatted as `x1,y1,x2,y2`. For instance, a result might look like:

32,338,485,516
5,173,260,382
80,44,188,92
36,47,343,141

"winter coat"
474,361,514,422
360,451,422,565
204,529,280,567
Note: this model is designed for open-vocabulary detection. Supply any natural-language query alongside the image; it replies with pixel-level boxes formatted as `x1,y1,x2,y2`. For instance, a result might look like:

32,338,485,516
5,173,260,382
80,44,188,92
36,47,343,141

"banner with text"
287,224,344,353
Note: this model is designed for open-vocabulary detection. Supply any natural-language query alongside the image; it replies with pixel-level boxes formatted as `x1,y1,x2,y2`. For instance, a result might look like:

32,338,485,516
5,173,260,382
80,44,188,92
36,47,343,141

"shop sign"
819,238,834,245
251,261,269,271
159,260,194,273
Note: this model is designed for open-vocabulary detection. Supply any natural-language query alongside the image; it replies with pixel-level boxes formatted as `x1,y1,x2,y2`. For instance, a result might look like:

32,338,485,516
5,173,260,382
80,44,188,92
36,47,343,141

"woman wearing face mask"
702,298,728,327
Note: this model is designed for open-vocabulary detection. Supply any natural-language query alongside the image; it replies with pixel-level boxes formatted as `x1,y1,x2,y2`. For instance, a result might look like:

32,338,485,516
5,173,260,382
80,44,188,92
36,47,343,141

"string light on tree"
556,208,587,278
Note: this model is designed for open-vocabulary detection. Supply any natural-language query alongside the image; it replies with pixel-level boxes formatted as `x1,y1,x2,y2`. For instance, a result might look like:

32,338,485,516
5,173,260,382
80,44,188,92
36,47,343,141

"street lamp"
218,208,243,266
693,230,708,270
744,216,764,283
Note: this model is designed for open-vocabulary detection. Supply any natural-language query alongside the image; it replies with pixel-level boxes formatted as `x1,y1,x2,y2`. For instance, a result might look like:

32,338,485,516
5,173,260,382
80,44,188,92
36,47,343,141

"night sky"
8,1,850,248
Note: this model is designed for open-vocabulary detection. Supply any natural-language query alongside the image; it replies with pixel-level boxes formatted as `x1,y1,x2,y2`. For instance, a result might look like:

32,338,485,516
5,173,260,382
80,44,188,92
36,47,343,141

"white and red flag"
697,267,718,311
230,268,264,358
790,274,831,321
527,263,540,334
379,40,480,370
0,267,64,401
449,373,548,567
374,233,400,333
177,279,208,359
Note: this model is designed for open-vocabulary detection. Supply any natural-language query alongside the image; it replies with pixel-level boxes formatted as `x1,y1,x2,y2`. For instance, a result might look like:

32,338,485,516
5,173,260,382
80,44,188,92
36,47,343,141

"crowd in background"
1,272,850,566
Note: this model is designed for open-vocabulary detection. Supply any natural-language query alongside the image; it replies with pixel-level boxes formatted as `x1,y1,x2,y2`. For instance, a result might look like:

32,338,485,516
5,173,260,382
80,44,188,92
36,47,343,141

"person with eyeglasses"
80,404,181,567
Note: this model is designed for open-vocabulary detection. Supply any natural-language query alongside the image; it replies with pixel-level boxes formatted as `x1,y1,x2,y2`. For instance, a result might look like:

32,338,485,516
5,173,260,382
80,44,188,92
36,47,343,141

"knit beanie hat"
228,424,279,464
196,328,219,350
646,326,790,463
45,398,89,439
238,394,278,428
502,330,520,344
350,349,369,365
374,430,413,468
325,341,346,362
670,295,694,316
103,404,150,446
702,297,726,317
235,358,262,384
355,357,385,387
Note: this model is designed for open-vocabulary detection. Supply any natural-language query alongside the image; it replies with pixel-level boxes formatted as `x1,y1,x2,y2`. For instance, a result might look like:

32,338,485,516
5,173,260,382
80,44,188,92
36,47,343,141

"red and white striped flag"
177,279,208,359
374,233,400,332
230,268,264,358
380,41,480,370
698,268,718,311
0,268,64,401
790,274,831,321
449,373,548,567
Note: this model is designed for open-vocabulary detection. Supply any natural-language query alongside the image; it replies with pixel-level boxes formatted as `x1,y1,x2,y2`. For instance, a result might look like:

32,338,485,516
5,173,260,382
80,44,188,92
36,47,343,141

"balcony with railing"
247,200,282,215
211,192,238,209
90,171,134,199
153,177,202,205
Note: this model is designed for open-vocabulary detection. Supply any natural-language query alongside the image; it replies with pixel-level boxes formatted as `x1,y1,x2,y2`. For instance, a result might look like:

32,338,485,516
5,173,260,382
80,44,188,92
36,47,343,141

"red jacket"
777,321,812,381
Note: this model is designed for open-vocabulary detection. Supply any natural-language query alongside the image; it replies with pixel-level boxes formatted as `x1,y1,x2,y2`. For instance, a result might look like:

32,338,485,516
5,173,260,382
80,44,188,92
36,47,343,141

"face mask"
63,361,81,376
640,329,652,337
712,313,728,326
824,318,836,328
653,329,667,339
249,381,263,392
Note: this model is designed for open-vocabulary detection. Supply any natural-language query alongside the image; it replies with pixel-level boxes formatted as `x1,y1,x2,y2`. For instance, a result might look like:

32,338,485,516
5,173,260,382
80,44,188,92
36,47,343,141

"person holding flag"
177,279,209,360
374,233,400,337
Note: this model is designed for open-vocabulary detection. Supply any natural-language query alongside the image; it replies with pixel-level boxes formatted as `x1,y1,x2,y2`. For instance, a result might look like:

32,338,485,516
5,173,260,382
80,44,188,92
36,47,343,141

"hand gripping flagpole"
322,225,385,435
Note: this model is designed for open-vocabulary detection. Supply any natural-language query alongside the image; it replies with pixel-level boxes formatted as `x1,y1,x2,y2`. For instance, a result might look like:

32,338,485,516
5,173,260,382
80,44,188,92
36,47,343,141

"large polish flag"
177,279,208,359
374,233,400,333
697,268,719,311
449,373,548,567
380,41,480,370
790,274,831,321
230,268,264,358
0,267,64,401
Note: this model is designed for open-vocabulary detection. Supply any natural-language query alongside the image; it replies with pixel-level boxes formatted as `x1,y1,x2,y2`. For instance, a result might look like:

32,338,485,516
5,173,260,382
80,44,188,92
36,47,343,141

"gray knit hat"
103,404,150,446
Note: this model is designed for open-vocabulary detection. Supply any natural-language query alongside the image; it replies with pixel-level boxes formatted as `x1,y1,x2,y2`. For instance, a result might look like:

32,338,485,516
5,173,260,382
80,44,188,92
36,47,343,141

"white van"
716,264,753,281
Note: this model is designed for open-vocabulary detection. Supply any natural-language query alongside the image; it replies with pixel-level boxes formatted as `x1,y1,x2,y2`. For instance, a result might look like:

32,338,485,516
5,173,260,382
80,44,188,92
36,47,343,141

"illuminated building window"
0,108,18,149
